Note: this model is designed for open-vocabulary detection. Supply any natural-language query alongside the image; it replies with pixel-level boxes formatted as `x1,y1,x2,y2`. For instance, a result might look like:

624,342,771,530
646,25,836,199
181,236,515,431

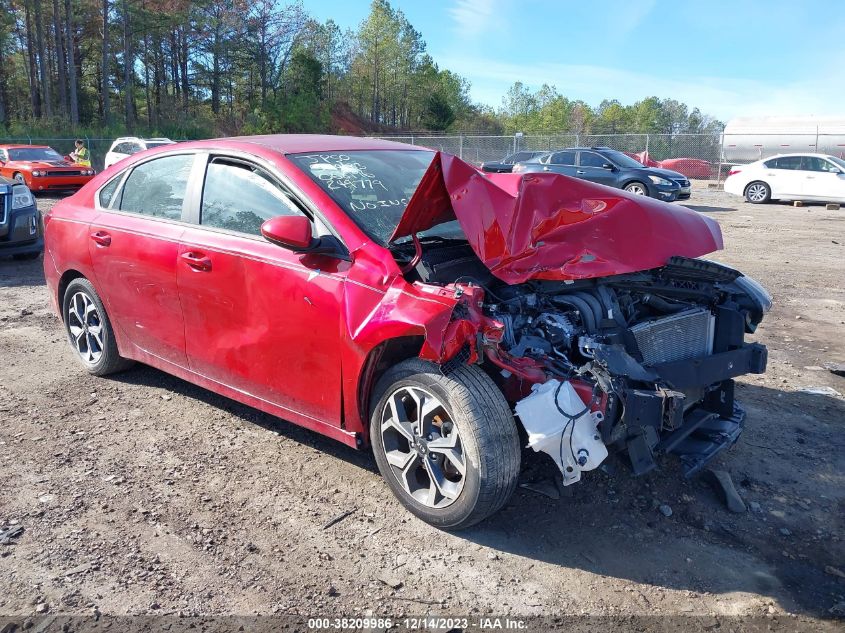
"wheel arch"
57,269,87,323
355,335,426,445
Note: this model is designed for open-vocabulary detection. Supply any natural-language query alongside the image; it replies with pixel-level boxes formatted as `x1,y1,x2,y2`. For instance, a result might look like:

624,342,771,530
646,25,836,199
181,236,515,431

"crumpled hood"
389,152,723,284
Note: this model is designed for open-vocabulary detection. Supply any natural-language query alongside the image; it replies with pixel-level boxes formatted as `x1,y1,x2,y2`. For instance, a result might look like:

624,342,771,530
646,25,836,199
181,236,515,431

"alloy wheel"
747,183,768,202
626,183,646,195
66,291,104,365
379,385,466,509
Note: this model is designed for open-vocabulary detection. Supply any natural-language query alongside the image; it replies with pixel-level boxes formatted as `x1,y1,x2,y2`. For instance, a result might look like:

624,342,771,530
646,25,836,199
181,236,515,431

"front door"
801,156,845,202
176,155,345,425
88,152,198,366
577,151,618,187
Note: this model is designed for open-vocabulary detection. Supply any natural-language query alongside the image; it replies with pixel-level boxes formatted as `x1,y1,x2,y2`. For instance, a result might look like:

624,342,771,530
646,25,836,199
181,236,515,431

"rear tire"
62,278,134,376
370,358,521,530
745,181,771,204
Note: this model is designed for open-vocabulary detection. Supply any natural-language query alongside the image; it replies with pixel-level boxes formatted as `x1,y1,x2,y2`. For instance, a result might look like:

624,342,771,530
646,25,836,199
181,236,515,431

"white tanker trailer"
722,116,845,163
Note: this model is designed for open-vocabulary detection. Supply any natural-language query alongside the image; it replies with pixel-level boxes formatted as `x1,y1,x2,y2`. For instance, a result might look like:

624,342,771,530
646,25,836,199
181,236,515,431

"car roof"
113,137,174,143
762,152,836,159
218,134,422,154
0,145,53,150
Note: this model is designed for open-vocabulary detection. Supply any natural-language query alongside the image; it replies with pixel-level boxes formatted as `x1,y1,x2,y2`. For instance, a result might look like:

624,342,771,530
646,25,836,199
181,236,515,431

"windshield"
829,156,845,170
8,147,64,162
288,150,436,244
602,150,646,169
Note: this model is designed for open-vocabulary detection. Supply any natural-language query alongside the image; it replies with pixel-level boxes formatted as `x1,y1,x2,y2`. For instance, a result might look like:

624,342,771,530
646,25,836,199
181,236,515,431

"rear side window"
98,177,121,208
118,154,194,220
549,151,575,166
200,158,305,236
772,156,803,170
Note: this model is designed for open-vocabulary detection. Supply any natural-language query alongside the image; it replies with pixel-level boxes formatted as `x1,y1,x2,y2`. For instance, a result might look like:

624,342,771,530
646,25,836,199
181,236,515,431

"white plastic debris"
515,379,608,486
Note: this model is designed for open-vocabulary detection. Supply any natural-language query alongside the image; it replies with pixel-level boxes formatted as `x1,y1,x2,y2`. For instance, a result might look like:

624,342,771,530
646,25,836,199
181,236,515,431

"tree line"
0,0,723,139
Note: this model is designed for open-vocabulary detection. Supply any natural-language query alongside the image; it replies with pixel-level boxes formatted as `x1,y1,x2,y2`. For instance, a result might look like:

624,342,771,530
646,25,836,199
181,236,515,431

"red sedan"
43,135,771,529
0,144,96,191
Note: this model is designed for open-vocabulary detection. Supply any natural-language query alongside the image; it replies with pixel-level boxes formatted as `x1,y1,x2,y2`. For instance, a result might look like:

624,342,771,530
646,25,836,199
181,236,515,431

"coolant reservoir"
515,379,608,485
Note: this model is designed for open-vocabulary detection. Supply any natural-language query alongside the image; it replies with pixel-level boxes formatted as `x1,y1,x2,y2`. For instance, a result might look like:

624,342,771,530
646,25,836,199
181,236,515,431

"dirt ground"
0,186,843,631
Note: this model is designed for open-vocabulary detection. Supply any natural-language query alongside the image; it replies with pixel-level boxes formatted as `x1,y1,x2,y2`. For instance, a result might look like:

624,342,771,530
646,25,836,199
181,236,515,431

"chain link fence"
3,132,844,183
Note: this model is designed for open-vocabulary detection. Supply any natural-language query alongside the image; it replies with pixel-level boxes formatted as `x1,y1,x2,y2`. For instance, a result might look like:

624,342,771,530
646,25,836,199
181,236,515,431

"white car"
724,153,845,204
103,137,175,170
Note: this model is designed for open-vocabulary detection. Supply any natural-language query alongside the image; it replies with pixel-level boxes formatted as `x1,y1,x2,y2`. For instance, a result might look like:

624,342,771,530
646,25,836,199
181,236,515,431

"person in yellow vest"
70,139,91,167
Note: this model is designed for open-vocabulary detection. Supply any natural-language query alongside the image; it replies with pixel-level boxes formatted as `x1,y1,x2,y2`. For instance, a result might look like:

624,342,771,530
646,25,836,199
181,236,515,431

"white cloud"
438,56,845,120
447,0,505,39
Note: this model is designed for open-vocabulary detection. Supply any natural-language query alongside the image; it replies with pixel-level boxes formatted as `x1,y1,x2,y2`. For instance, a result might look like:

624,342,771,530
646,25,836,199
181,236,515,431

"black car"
513,147,692,201
481,150,546,173
0,176,42,260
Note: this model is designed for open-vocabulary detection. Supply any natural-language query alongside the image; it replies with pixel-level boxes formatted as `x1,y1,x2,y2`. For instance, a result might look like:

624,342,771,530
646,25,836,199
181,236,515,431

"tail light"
728,168,742,176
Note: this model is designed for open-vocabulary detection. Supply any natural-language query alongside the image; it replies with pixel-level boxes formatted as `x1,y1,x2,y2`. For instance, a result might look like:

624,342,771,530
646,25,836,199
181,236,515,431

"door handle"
576,170,586,175
806,176,815,179
181,251,212,272
90,231,111,246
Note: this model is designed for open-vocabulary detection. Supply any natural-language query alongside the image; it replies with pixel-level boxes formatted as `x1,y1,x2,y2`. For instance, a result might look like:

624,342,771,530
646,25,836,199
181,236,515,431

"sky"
302,0,845,121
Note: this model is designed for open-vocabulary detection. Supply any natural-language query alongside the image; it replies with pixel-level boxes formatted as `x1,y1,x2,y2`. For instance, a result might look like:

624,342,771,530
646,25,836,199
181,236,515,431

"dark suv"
513,147,691,201
0,176,42,260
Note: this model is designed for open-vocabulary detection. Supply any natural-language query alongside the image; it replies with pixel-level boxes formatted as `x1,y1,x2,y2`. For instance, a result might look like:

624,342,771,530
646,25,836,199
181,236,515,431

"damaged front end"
397,253,770,484
488,255,770,481
386,153,771,485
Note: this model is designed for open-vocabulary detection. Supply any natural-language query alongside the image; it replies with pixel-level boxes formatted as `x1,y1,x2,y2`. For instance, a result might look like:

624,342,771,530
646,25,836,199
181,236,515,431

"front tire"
370,359,521,530
62,278,134,376
13,172,26,186
624,181,648,196
745,181,771,204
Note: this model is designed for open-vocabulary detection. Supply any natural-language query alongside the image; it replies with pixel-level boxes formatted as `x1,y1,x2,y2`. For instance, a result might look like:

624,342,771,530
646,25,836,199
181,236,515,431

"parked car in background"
481,150,545,173
0,145,96,192
103,137,175,169
513,147,691,201
724,153,845,204
0,175,42,259
625,151,714,180
44,135,770,529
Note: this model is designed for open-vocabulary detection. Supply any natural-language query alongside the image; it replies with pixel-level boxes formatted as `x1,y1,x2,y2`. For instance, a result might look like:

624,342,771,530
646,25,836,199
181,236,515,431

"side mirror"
261,215,314,251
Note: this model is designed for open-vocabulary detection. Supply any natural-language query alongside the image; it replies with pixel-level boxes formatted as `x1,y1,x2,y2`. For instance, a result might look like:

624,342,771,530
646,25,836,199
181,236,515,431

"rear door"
800,156,845,201
88,152,200,366
577,151,618,187
176,154,346,425
766,156,804,198
543,150,577,176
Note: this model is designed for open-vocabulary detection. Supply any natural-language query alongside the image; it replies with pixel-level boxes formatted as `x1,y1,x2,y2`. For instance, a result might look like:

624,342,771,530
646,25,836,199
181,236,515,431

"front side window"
802,156,839,172
201,158,305,236
118,154,194,220
288,150,434,244
579,152,608,168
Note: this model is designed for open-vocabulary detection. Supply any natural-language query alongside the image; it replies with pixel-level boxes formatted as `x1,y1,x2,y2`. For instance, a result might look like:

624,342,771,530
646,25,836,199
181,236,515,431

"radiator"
630,308,715,366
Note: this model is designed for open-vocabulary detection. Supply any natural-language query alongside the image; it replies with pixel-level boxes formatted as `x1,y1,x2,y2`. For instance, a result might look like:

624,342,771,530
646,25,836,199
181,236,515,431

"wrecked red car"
43,136,770,529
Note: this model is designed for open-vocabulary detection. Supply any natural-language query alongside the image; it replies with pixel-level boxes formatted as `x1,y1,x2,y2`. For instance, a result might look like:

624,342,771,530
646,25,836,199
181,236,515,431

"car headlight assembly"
648,175,673,186
32,171,42,177
11,185,35,210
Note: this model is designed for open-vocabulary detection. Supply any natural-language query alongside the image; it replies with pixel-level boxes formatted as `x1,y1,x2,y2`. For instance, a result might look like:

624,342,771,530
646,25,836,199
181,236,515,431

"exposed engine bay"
392,237,771,482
